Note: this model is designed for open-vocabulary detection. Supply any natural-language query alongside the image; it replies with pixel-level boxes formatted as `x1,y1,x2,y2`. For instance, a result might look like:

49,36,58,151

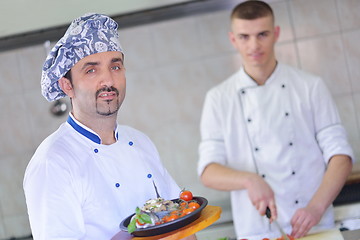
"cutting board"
294,229,344,240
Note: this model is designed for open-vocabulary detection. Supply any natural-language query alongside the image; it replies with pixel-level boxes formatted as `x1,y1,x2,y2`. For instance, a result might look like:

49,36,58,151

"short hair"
231,0,274,21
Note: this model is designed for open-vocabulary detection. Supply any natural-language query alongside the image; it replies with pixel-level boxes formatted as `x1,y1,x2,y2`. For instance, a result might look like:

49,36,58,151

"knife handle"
265,207,271,219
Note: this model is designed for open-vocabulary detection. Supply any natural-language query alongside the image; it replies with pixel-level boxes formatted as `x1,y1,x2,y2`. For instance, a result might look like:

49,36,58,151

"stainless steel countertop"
342,229,360,240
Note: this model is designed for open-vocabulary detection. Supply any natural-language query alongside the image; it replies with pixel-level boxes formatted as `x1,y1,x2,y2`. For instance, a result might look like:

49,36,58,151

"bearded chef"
23,13,196,240
197,1,354,240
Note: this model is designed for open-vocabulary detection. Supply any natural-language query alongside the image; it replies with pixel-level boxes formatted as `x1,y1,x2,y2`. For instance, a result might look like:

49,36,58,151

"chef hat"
41,13,124,102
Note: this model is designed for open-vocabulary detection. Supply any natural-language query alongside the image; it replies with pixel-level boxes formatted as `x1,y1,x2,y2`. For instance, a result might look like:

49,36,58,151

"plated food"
120,190,208,237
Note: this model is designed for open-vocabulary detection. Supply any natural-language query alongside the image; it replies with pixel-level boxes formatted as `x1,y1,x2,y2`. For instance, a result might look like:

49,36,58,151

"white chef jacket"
198,63,354,240
24,113,180,240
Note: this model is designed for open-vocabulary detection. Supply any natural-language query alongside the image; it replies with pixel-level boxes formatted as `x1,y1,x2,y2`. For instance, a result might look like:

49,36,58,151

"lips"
248,52,263,59
97,91,117,101
99,92,116,98
96,87,119,100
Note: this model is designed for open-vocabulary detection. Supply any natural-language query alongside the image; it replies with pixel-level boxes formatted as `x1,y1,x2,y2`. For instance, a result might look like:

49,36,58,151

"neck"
244,59,277,85
72,111,117,145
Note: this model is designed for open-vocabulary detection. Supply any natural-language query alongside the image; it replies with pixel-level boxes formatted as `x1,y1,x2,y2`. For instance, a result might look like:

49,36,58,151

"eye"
239,34,249,40
111,66,121,70
258,32,269,39
86,68,95,74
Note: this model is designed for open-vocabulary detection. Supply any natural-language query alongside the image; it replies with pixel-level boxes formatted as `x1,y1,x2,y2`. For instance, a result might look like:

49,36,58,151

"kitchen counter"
342,229,360,240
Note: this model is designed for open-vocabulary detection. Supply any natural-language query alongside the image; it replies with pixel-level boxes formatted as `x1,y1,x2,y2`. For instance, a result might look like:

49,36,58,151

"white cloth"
198,63,354,240
24,113,180,240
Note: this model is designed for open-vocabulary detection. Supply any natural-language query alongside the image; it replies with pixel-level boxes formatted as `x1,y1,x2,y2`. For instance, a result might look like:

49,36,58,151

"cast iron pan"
119,196,208,237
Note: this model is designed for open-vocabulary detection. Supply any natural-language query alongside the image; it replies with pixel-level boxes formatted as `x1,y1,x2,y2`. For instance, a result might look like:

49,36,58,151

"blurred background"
0,0,359,239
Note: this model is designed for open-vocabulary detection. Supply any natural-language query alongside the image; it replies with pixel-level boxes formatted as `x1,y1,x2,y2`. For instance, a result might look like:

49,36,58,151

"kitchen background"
0,0,359,239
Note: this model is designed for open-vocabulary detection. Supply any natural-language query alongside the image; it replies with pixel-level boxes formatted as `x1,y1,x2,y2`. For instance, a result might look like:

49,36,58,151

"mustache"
95,87,119,98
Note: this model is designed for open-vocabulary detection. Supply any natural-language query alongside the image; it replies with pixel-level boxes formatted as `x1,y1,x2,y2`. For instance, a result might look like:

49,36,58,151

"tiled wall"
0,0,359,238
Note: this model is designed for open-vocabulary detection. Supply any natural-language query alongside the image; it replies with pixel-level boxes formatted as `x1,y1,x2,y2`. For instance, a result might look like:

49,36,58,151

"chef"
23,13,196,240
197,1,354,240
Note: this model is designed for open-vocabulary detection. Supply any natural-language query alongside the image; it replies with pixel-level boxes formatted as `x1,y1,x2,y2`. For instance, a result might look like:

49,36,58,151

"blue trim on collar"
67,115,101,144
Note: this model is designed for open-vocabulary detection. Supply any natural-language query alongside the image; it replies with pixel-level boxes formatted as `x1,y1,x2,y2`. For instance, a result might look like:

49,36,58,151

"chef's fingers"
291,216,312,238
290,209,315,238
258,201,267,216
268,200,277,221
290,213,304,237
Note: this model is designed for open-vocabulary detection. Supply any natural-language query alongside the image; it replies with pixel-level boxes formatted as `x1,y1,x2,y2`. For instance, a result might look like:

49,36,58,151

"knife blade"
152,180,161,198
266,207,290,240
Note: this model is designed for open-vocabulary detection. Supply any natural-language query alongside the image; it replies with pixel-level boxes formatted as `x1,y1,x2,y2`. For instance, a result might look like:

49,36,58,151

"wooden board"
298,229,344,240
271,229,345,240
131,205,222,240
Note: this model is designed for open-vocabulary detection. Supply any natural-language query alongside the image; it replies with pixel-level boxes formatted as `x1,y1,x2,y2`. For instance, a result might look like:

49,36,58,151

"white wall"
0,0,359,238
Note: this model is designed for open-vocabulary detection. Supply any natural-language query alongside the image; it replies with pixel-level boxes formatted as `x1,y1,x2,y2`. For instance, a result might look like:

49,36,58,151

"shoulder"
279,63,322,84
277,63,328,94
28,123,87,168
36,123,76,155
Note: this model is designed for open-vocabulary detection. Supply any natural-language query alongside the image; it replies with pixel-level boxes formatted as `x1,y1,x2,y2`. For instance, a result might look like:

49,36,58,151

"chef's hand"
290,205,322,238
245,173,277,221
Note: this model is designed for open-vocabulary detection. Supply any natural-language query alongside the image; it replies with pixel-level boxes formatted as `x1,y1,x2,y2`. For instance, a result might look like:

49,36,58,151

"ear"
274,26,280,42
228,31,237,48
58,77,74,98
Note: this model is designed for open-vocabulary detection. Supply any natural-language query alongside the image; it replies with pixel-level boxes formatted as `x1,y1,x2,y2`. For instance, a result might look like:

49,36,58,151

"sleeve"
24,147,85,240
197,89,227,177
311,78,355,163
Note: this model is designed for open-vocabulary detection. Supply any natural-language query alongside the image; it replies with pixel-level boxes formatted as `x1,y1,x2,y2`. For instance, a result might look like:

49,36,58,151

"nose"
249,37,260,51
100,69,115,87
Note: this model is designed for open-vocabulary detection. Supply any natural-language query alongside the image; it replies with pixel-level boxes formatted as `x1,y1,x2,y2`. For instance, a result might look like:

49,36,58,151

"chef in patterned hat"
197,1,354,240
24,13,196,240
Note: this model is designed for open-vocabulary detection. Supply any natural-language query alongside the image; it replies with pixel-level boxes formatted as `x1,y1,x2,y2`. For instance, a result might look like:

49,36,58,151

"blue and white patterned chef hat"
41,13,124,102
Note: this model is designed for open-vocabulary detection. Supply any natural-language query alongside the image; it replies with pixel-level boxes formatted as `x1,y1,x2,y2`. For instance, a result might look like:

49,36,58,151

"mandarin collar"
236,63,281,91
66,113,119,144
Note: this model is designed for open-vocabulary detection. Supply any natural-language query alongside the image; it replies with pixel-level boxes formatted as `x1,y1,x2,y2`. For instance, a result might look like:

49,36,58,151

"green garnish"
127,207,152,233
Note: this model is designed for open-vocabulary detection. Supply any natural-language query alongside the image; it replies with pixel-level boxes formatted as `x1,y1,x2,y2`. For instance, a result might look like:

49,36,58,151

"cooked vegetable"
188,201,200,210
180,189,193,201
127,207,153,233
141,197,179,213
128,189,201,232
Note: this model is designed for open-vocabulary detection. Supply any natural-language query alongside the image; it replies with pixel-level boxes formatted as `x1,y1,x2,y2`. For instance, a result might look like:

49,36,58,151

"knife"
266,207,290,240
152,180,161,198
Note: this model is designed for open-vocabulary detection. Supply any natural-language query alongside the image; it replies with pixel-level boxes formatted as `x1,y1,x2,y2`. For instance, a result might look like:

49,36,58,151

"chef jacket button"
282,84,285,88
285,112,289,117
289,142,293,146
128,141,133,146
247,118,252,123
261,174,266,178
241,90,246,94
255,147,259,151
292,171,296,175
94,149,98,153
115,183,120,188
295,200,299,204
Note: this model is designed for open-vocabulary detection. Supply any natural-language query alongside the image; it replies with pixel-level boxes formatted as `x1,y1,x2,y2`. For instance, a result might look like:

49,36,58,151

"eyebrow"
237,30,270,37
81,57,123,70
112,57,123,64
